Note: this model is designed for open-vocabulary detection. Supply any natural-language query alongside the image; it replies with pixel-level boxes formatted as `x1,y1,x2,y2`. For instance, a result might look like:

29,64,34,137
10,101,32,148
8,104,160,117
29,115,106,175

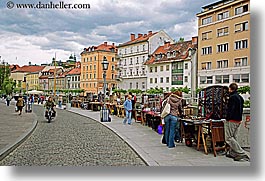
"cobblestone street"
0,105,146,166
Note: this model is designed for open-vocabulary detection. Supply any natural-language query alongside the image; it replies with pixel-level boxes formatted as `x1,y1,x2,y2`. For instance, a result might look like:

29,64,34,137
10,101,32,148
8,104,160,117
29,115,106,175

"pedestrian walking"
162,91,183,148
58,95,63,109
6,95,11,106
123,95,133,125
225,83,249,161
16,94,25,115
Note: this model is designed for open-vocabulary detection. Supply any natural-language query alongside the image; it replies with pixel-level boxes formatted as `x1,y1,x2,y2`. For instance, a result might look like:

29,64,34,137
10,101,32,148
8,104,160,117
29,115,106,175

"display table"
180,119,225,155
142,111,161,131
90,102,102,111
116,105,125,118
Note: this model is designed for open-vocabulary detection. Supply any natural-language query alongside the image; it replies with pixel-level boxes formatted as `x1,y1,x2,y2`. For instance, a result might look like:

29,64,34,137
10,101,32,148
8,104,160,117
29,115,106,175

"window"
217,43,229,53
202,31,212,40
207,76,213,84
143,45,145,51
112,65,115,71
235,22,249,32
217,11,229,20
166,65,170,71
160,77,163,83
112,57,115,62
185,63,188,69
233,74,240,83
136,57,139,64
234,57,248,67
136,82,139,89
235,39,248,50
130,83,132,89
136,68,139,76
94,56,96,61
184,76,188,83
131,47,133,53
130,58,133,65
241,74,249,83
154,78,157,83
150,67,153,73
160,66,164,71
130,69,133,76
90,65,92,70
202,46,212,55
202,16,212,25
94,74,96,79
137,46,139,52
216,75,229,84
235,4,248,15
155,66,157,72
94,65,96,70
124,59,127,66
166,77,169,83
90,74,92,79
217,27,229,37
142,68,145,75
150,78,153,84
201,62,212,70
112,74,114,79
86,66,88,71
217,60,228,68
124,70,126,76
90,57,92,62
142,56,145,63
142,82,145,89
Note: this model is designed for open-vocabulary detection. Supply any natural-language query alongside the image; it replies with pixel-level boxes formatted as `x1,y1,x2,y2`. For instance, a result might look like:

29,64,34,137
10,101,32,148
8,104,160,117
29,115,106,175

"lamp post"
67,76,71,109
101,56,109,122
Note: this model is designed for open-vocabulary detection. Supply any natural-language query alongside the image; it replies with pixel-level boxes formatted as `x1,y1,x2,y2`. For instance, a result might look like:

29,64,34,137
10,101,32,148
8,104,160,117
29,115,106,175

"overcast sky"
0,0,231,65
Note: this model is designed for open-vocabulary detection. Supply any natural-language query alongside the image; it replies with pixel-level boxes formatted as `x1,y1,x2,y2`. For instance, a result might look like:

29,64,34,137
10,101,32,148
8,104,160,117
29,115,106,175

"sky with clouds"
0,0,224,66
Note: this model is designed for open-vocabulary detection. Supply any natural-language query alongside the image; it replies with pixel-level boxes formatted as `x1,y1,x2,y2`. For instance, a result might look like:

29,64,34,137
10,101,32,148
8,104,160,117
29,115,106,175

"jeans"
175,121,181,141
164,114,178,148
123,110,132,124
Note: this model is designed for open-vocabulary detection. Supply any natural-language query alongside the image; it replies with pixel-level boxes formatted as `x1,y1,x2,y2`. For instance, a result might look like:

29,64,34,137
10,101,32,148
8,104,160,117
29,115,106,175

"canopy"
27,90,44,95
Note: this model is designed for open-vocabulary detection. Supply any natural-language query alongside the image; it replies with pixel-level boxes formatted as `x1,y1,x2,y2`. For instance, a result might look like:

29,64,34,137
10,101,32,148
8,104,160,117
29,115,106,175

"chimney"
192,36,198,45
164,41,170,49
130,33,135,41
148,31,152,35
138,33,143,38
29,62,31,66
104,42,107,46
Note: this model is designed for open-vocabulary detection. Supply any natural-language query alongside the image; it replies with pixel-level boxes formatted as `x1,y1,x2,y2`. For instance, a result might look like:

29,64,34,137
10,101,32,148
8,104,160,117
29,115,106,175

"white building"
116,30,174,91
145,38,198,98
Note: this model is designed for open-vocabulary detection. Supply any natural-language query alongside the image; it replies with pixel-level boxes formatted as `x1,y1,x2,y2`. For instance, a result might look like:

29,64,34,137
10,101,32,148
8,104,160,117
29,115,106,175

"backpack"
17,98,24,107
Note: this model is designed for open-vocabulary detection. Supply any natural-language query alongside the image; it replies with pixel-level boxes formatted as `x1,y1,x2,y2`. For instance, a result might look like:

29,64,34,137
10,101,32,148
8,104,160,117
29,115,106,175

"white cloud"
0,0,214,65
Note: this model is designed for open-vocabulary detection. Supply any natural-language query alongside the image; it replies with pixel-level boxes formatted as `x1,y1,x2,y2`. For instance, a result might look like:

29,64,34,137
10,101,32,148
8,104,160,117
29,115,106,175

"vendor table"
116,105,125,118
180,119,225,155
143,111,161,131
90,102,102,111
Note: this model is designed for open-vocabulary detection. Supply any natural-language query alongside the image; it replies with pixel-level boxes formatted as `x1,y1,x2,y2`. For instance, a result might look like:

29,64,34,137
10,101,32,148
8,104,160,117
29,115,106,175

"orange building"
80,42,117,96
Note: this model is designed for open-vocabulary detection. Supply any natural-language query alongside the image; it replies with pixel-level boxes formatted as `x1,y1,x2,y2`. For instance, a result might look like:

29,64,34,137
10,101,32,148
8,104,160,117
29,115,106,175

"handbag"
161,97,170,118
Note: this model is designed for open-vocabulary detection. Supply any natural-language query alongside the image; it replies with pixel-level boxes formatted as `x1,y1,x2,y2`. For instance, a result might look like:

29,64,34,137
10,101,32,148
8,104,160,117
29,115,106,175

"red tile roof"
11,65,45,73
118,31,158,47
144,40,197,65
82,42,116,54
66,67,81,75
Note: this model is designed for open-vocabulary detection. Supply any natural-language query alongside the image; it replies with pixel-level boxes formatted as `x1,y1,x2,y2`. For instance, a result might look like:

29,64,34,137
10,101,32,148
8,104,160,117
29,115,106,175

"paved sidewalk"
0,101,38,160
68,107,250,166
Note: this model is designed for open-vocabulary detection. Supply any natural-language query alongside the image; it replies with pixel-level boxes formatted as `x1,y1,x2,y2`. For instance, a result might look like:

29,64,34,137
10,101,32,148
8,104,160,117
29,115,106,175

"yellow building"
10,65,45,91
197,0,250,88
80,42,117,96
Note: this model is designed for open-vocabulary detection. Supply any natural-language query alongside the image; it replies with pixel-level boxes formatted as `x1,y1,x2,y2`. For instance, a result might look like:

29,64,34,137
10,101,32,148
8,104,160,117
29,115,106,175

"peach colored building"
197,0,250,88
80,42,117,96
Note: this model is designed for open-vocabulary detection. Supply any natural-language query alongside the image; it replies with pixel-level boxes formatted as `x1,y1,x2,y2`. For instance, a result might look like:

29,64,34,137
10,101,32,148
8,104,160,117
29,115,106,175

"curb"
0,112,38,161
67,109,153,166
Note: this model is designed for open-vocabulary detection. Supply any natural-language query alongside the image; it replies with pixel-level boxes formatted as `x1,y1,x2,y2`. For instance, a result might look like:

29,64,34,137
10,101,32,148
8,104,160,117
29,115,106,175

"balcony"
172,69,183,74
172,81,183,85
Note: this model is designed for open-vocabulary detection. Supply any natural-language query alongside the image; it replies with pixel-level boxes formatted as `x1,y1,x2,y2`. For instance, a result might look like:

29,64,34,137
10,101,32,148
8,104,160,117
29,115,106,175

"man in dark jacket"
225,83,249,161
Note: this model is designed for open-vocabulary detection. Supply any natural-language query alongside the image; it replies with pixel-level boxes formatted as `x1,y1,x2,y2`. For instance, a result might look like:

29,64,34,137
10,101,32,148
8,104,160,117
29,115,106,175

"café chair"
210,120,226,157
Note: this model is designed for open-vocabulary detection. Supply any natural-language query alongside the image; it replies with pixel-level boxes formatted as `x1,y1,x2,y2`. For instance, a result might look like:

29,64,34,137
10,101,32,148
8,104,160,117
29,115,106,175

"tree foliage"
127,89,143,95
170,86,190,94
146,87,164,94
237,86,250,94
112,88,127,94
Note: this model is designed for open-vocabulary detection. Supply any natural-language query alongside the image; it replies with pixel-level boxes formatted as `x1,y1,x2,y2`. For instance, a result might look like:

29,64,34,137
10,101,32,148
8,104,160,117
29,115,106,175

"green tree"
178,37,185,42
237,86,250,94
1,78,15,95
127,89,143,95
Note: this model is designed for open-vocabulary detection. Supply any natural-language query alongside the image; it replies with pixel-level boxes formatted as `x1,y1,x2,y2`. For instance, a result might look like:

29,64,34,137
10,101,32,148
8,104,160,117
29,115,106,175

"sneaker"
234,154,250,161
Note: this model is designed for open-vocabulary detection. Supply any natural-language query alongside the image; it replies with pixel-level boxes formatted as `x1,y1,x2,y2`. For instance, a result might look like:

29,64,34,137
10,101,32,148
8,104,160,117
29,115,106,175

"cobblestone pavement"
0,105,146,166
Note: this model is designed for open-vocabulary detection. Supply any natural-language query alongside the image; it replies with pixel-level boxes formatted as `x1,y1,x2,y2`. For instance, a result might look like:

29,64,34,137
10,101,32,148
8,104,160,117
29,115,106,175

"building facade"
65,67,81,96
197,0,250,88
145,38,198,96
116,30,174,91
80,42,117,96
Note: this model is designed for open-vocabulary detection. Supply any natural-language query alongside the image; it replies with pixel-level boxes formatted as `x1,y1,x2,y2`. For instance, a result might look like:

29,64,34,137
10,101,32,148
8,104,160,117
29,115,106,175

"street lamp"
101,56,110,122
67,76,71,109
